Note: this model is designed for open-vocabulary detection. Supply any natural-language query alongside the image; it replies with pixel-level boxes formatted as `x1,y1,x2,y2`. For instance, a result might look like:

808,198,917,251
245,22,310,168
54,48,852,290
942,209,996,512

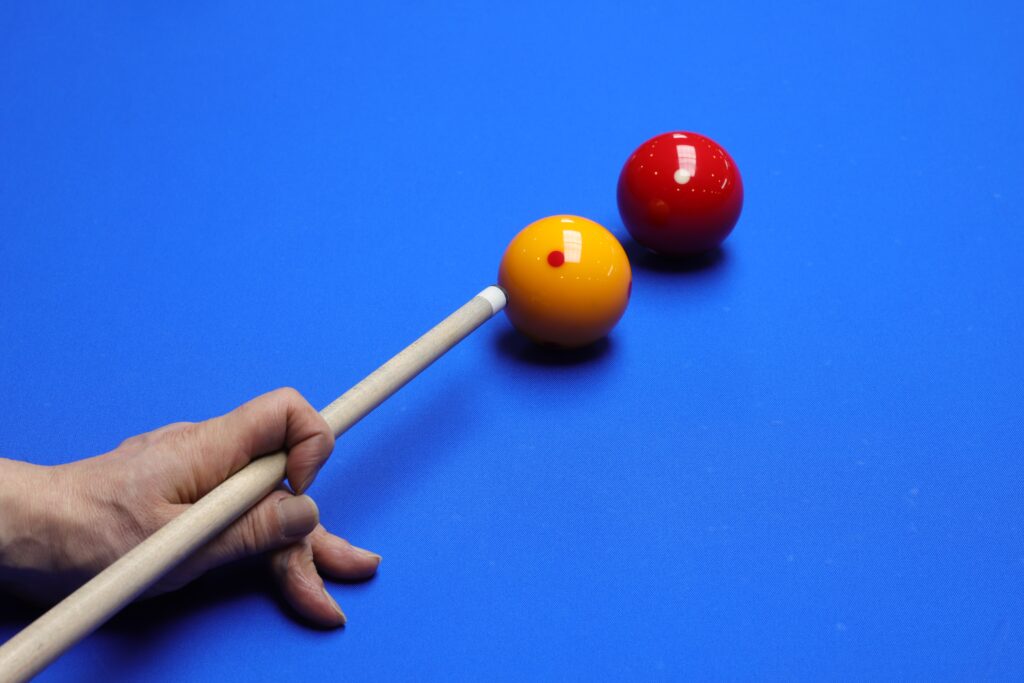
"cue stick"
0,286,508,683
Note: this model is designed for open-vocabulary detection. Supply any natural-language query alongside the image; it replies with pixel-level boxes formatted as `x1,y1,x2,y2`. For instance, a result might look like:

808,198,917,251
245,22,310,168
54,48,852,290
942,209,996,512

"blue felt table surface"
1,2,1023,681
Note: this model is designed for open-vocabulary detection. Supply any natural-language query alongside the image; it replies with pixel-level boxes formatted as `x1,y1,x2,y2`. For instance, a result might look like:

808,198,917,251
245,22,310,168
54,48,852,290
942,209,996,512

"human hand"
0,388,379,627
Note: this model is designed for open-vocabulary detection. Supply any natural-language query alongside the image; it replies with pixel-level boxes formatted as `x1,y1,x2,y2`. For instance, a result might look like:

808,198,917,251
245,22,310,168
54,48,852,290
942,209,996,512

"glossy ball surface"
498,215,632,348
617,131,743,256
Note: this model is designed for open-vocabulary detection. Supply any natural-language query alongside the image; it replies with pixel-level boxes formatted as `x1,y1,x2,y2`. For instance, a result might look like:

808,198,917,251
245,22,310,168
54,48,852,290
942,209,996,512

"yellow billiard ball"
498,215,632,348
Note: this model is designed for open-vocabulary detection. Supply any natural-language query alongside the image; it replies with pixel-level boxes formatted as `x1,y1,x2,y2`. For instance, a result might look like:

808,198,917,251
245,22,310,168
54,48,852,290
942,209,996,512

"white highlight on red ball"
674,144,697,185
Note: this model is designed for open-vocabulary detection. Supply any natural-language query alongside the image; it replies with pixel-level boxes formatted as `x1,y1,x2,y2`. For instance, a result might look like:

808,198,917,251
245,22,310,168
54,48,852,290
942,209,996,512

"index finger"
194,387,335,495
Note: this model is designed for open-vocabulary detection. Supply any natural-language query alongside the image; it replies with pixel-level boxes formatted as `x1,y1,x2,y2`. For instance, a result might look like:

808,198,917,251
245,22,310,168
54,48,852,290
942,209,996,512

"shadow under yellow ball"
498,215,632,348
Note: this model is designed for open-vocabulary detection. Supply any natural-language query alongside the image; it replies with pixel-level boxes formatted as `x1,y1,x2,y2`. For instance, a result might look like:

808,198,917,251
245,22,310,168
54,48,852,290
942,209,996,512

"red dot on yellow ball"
498,215,632,348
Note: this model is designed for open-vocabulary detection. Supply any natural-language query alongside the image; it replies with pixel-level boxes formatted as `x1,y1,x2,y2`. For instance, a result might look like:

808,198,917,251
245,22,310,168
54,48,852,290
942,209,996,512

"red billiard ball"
617,131,743,257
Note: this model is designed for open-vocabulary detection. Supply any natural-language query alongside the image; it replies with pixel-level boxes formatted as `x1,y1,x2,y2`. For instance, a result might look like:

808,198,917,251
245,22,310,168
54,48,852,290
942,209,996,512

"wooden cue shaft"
0,286,507,683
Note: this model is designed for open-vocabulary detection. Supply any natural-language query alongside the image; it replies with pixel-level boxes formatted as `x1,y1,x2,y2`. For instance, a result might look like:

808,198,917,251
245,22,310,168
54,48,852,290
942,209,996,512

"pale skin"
0,387,379,627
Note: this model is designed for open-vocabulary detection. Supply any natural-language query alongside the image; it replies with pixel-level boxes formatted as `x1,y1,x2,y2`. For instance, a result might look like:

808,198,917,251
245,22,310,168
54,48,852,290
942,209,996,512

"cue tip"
477,285,507,314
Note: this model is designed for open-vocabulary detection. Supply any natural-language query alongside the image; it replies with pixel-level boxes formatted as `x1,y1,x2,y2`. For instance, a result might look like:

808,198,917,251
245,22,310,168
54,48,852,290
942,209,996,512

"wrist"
0,456,151,602
0,459,62,580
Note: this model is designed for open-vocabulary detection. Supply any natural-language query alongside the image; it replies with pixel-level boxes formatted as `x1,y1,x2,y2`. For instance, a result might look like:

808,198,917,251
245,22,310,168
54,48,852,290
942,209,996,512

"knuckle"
276,386,302,402
240,494,289,553
279,386,311,412
116,420,198,453
168,423,204,460
238,511,265,554
117,433,149,451
118,421,196,452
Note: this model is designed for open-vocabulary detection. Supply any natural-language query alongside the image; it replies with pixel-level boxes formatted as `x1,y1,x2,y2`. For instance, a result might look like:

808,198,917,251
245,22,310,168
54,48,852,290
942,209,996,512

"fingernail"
324,587,346,625
278,495,319,539
354,546,382,563
296,462,324,494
